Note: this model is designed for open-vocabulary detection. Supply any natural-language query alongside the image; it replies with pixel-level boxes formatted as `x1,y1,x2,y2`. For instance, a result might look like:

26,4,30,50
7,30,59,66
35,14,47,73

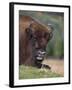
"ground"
42,59,64,76
19,59,64,79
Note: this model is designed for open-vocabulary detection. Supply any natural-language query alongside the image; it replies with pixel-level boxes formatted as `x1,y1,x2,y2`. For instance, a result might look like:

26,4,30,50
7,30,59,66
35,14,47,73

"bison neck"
19,36,35,66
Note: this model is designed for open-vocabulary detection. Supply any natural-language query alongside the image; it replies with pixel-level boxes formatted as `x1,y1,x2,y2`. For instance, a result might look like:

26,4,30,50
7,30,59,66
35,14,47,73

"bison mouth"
33,49,51,69
34,49,46,61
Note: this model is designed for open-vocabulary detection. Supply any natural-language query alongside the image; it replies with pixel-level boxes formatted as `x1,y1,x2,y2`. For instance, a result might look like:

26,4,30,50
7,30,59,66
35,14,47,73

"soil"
42,58,64,76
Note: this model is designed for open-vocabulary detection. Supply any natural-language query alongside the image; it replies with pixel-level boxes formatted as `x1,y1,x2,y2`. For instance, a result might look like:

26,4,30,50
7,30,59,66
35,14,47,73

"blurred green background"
19,10,64,59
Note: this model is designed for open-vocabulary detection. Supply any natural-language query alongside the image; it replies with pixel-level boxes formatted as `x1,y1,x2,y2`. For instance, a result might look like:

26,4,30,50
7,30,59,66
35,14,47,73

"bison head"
25,21,53,67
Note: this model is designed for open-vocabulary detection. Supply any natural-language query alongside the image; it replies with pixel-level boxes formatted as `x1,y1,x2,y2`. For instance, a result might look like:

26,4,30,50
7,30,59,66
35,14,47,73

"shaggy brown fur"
19,16,53,67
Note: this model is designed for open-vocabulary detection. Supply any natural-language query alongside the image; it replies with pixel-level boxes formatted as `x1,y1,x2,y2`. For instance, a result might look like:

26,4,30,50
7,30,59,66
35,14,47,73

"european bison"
19,16,53,69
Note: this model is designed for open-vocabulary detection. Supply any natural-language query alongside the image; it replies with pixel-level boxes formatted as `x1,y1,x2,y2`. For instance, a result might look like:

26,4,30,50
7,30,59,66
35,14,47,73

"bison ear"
25,27,34,39
48,24,54,33
25,21,34,35
25,28,30,34
25,28,32,36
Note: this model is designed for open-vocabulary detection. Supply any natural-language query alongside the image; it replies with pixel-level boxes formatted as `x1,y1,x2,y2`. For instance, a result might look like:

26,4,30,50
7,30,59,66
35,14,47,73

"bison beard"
19,16,53,69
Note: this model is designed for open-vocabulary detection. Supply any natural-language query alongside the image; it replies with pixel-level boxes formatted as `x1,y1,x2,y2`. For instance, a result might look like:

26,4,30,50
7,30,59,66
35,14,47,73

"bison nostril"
35,44,39,49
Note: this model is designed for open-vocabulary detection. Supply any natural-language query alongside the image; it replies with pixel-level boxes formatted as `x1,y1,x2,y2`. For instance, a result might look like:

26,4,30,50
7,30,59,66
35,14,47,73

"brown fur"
19,16,52,66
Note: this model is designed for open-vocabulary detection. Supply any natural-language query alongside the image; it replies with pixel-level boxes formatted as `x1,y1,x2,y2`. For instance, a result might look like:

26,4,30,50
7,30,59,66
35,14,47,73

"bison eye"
44,33,49,38
44,33,51,41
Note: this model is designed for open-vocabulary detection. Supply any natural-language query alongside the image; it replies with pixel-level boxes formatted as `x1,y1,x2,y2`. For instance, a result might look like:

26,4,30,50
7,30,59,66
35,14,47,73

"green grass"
19,65,62,79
